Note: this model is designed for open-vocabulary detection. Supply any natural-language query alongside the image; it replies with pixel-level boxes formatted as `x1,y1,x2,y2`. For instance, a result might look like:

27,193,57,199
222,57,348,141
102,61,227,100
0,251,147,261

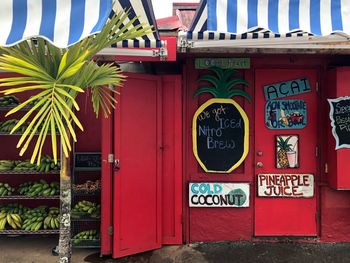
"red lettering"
303,176,310,186
283,186,292,196
259,175,267,186
263,185,273,196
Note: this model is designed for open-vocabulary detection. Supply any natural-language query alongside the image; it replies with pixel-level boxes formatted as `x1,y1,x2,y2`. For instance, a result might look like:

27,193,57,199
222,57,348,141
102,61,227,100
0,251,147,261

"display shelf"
0,170,60,175
72,239,100,248
0,229,59,235
71,218,100,222
0,195,59,200
74,167,101,172
72,190,101,196
0,106,32,111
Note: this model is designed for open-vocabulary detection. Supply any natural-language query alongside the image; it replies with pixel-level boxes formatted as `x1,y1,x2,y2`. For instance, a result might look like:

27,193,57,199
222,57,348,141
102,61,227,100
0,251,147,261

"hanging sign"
264,78,311,101
257,174,314,198
192,99,249,173
265,99,307,129
328,96,350,149
189,182,250,207
195,58,250,69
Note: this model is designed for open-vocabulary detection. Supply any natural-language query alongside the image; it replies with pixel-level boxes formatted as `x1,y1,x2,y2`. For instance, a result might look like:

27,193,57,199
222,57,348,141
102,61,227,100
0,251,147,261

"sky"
151,0,199,19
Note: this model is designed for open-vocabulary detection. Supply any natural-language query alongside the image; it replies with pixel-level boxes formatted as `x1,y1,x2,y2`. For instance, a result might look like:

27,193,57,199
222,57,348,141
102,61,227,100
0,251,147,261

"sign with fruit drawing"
328,96,350,149
192,67,250,173
265,100,307,129
276,135,299,169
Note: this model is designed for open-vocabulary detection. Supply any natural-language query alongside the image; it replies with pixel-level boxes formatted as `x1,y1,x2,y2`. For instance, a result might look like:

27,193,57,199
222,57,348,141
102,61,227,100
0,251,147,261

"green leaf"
193,86,219,98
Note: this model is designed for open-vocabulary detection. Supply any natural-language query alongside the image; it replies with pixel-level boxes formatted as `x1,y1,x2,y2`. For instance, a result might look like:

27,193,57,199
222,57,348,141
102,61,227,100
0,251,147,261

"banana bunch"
36,155,60,173
22,206,48,231
0,182,15,196
0,204,28,230
71,201,100,219
17,180,59,197
0,95,19,107
72,230,100,245
43,207,60,230
0,160,15,171
0,119,29,133
13,160,37,172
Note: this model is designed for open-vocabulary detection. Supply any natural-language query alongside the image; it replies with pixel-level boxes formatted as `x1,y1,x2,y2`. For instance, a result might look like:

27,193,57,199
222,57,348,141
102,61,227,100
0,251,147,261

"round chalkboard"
328,97,350,149
192,98,249,173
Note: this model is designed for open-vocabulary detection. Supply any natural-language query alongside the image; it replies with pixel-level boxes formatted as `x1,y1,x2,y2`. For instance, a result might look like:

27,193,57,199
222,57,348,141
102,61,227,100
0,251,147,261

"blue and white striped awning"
110,0,163,48
0,0,163,49
179,0,350,49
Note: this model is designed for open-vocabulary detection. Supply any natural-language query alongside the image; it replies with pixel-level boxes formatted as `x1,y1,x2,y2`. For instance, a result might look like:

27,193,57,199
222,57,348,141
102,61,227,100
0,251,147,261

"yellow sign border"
192,98,249,173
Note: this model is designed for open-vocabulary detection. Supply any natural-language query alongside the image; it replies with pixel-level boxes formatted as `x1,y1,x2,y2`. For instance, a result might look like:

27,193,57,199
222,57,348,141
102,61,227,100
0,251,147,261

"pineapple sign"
193,67,250,173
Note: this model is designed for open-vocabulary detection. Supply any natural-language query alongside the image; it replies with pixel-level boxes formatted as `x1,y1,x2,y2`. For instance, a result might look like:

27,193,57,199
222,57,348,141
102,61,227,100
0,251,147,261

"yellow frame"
192,98,249,173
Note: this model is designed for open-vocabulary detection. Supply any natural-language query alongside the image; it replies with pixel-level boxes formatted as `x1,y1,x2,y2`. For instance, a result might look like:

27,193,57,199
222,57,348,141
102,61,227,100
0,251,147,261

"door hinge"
107,154,114,163
315,146,319,157
325,162,328,174
315,82,319,92
108,226,113,236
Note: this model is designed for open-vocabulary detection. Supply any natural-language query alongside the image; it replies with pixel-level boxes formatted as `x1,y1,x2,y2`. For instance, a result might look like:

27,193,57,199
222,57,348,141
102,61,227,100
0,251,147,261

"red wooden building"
1,0,350,260
96,0,350,258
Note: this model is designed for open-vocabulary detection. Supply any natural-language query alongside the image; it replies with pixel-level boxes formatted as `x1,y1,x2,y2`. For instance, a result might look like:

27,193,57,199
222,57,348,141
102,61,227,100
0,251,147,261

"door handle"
256,162,263,168
114,159,120,171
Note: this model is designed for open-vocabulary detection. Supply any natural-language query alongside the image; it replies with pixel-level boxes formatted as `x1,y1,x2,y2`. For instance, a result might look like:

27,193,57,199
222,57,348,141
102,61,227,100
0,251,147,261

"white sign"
257,174,314,198
189,182,250,207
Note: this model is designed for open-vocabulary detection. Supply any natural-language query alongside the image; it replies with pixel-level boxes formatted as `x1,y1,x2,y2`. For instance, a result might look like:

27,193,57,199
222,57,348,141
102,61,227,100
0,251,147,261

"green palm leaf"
0,9,151,165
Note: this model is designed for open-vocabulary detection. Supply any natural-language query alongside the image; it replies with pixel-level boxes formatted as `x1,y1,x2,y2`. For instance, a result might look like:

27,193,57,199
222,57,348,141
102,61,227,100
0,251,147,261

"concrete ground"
1,236,350,263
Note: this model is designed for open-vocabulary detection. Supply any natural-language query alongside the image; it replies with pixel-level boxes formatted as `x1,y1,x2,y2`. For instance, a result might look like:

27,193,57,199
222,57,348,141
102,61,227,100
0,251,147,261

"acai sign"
189,182,250,207
264,78,311,101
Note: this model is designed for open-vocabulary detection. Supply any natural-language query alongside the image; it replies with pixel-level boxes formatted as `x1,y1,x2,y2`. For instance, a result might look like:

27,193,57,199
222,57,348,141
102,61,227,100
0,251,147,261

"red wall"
183,56,350,243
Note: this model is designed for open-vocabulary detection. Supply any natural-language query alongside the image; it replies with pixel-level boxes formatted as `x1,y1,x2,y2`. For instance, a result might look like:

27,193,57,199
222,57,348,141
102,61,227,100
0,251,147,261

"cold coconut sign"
193,67,250,173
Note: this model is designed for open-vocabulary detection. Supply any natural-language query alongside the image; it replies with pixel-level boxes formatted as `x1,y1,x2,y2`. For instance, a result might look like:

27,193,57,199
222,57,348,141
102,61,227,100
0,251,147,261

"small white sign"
257,174,314,198
189,182,250,207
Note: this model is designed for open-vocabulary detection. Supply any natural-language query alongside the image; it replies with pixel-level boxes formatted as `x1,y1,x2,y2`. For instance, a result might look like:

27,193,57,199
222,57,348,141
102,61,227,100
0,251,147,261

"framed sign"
264,78,311,100
265,100,307,129
74,152,101,171
328,96,350,149
276,135,299,169
189,182,250,207
195,58,250,69
192,99,249,173
257,174,314,198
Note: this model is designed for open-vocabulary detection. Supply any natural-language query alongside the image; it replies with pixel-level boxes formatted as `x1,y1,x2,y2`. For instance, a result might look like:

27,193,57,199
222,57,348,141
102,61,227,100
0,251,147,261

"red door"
113,74,162,258
254,69,319,236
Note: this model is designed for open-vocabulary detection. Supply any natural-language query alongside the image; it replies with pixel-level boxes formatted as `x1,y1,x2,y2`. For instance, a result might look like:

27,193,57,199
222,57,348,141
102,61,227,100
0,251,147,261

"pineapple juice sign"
193,99,249,173
189,182,250,207
257,174,314,198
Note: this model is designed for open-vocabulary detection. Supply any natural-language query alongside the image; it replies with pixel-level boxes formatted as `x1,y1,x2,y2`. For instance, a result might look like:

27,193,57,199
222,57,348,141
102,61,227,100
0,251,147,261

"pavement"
1,236,350,263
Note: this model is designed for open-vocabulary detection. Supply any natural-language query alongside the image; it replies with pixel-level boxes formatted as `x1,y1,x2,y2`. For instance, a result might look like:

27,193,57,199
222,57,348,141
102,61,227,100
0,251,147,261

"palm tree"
0,10,152,262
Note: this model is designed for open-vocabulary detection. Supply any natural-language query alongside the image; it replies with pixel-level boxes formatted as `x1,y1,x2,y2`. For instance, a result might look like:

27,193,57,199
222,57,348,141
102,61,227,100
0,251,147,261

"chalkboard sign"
192,99,249,173
74,152,101,171
328,97,350,149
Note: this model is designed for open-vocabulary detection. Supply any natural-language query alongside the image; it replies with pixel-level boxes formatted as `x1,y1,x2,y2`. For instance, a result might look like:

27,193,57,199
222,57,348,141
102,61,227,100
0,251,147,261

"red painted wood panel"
100,111,113,255
254,69,318,236
112,74,162,258
183,60,253,242
161,75,183,244
326,68,350,189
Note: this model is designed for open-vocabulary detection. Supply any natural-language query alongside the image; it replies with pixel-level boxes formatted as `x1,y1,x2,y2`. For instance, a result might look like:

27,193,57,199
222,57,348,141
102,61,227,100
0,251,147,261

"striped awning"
179,0,350,50
0,0,163,49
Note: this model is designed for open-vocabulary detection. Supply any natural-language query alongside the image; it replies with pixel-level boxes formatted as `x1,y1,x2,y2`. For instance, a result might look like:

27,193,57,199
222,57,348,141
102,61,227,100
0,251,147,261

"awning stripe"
0,0,112,48
109,0,163,48
191,0,350,36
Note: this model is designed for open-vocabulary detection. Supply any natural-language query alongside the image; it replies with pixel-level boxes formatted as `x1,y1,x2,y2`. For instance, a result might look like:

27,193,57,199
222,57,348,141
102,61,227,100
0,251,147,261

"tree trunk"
59,154,72,263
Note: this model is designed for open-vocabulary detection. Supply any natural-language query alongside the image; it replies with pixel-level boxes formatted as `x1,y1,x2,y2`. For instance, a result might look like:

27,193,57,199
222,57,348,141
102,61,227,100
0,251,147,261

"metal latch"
107,154,114,163
114,159,120,171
